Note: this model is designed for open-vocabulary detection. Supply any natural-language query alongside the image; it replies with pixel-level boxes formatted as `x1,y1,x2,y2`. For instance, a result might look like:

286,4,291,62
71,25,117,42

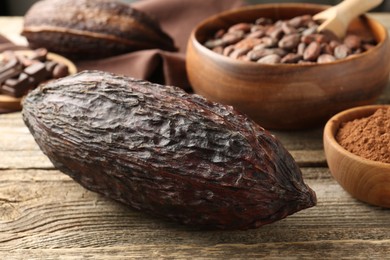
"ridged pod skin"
22,0,177,59
22,71,316,229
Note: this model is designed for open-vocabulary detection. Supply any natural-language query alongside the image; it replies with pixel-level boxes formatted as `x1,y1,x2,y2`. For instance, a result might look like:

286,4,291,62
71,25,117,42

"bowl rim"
324,104,390,167
190,3,389,68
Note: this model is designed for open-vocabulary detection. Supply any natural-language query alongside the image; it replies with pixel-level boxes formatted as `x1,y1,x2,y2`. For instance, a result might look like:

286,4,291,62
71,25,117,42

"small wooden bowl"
323,105,390,208
186,3,390,130
0,50,77,111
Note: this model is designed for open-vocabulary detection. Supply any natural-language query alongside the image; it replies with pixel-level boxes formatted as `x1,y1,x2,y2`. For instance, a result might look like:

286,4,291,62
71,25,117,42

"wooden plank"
1,241,390,260
0,151,53,169
1,168,389,256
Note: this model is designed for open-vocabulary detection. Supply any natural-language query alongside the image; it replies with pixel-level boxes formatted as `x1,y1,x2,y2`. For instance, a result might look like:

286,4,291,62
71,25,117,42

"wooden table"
1,15,390,259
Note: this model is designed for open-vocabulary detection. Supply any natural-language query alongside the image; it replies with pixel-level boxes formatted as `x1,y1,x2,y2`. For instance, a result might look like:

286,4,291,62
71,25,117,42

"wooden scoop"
313,0,383,39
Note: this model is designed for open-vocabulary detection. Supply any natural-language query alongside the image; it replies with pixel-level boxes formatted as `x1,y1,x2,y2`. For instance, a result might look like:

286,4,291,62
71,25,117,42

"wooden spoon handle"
314,0,383,38
334,0,383,24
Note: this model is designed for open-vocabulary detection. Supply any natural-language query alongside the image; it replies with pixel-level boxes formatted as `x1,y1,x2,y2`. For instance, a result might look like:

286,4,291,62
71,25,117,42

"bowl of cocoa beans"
186,3,390,130
323,105,390,208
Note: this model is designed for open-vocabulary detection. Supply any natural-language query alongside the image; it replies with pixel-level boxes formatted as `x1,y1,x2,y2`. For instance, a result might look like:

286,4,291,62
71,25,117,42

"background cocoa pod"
22,70,316,230
22,0,177,60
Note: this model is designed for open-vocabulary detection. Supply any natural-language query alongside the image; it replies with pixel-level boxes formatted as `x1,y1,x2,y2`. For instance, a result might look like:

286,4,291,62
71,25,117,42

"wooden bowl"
0,50,77,111
186,3,390,130
323,105,390,208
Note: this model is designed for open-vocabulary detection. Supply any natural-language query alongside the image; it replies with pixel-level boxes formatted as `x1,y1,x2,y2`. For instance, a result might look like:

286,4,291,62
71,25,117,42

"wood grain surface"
1,15,390,259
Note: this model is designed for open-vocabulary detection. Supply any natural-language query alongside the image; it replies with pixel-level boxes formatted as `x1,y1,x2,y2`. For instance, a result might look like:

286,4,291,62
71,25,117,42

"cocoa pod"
22,71,316,230
22,0,176,60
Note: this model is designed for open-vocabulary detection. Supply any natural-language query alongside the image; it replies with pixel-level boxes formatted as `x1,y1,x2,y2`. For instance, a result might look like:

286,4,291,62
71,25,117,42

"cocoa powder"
336,107,390,164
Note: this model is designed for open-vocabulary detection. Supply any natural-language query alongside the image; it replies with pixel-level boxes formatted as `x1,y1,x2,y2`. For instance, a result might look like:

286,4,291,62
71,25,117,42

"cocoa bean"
363,43,376,51
247,49,274,61
255,17,273,25
302,26,317,36
303,42,321,61
301,34,327,45
353,48,363,55
205,39,224,49
281,53,302,63
212,46,223,54
278,33,300,50
266,26,284,40
252,43,268,51
329,40,340,51
288,16,303,28
344,35,362,50
281,22,297,35
260,37,278,48
230,47,251,59
257,54,281,64
317,54,336,64
247,48,285,61
235,38,263,49
298,60,315,64
321,30,339,42
246,30,265,39
334,44,350,59
297,42,307,55
223,45,235,56
251,25,266,32
237,55,251,62
300,14,315,26
321,43,333,55
214,29,226,39
22,70,317,230
228,23,252,33
222,31,245,45
271,48,288,57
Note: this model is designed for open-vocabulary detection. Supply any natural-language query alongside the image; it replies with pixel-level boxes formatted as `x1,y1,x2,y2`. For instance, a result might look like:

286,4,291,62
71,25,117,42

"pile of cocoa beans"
204,15,376,64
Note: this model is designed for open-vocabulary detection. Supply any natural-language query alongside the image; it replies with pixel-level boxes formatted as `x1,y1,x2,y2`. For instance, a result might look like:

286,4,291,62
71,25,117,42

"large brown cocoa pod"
22,70,316,229
22,0,177,59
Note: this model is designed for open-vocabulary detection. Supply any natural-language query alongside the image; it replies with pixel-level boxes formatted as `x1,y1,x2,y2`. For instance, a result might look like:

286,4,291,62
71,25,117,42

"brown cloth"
0,0,245,113
0,0,244,86
74,0,246,90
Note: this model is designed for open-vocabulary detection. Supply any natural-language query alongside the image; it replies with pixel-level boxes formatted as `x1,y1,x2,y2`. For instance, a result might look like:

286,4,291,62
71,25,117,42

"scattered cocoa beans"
204,15,376,64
